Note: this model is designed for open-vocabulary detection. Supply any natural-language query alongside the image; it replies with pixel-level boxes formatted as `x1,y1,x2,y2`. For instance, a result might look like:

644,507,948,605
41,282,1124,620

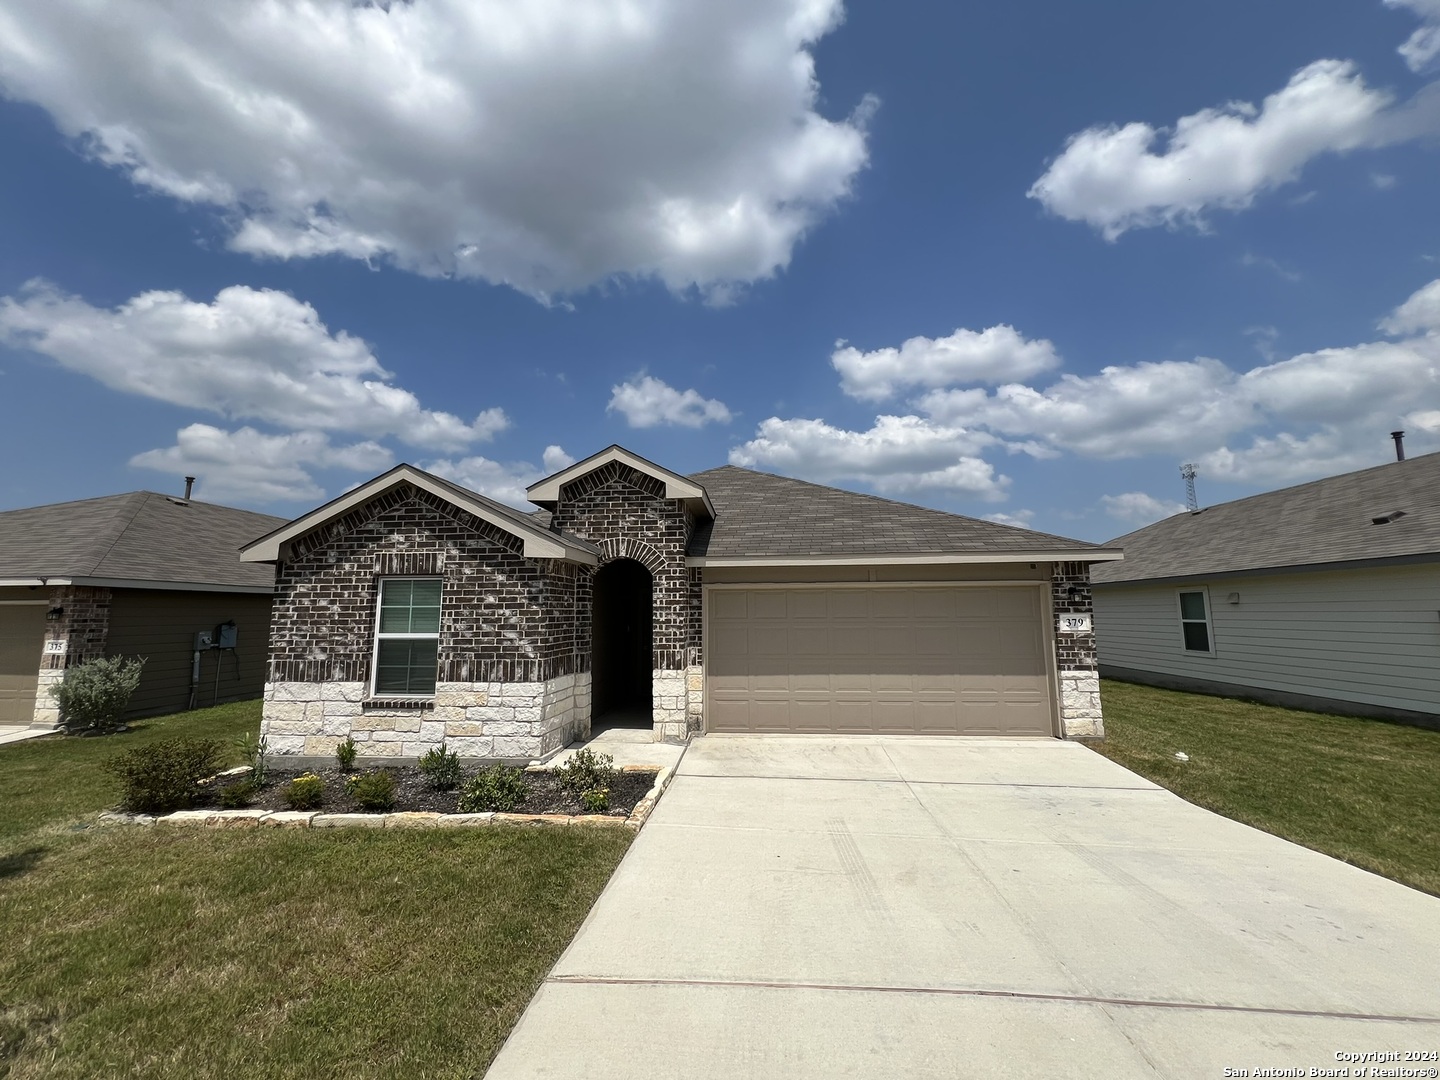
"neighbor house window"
373,578,441,695
1177,590,1213,653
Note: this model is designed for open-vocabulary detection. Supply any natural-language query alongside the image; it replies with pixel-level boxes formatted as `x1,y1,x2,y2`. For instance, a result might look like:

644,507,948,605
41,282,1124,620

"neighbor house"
1092,450,1440,726
239,445,1122,762
0,489,285,728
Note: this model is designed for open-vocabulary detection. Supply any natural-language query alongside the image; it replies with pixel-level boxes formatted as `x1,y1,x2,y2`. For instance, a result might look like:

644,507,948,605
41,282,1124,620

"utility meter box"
214,621,238,649
195,630,214,650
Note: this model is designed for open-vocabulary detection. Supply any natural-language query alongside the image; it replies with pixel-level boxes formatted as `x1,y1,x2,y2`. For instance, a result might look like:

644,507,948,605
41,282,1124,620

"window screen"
1178,590,1211,653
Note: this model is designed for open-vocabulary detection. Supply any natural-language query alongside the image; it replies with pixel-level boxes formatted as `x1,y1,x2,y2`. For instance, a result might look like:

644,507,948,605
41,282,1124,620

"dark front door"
591,559,652,723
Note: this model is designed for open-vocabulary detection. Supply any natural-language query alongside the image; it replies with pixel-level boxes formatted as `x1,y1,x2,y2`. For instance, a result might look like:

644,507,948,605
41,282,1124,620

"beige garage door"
0,604,47,725
707,586,1053,736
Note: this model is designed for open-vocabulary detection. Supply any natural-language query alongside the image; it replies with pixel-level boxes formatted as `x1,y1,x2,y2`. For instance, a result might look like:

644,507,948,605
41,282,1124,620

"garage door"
0,604,46,725
707,586,1053,736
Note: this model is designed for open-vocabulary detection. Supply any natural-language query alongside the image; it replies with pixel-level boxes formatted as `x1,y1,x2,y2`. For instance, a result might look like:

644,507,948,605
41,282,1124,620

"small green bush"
417,744,463,791
579,786,609,814
219,778,259,809
457,765,528,813
335,737,357,772
51,655,146,734
102,738,225,813
285,773,325,810
345,770,396,812
555,748,615,797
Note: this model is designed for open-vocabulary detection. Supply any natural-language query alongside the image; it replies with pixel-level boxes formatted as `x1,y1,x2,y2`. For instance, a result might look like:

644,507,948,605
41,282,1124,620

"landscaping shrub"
236,732,270,786
555,748,615,797
335,737,357,772
346,770,396,812
579,787,609,814
219,778,259,809
51,655,145,735
285,773,325,811
457,765,528,813
417,744,463,791
102,738,224,813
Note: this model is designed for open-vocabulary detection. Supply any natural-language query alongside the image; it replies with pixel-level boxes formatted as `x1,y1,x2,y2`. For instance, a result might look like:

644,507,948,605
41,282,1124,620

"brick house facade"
243,446,1120,762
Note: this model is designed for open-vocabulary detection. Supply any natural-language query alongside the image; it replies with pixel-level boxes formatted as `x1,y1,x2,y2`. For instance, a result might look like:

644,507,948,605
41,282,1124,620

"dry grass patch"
1096,679,1440,896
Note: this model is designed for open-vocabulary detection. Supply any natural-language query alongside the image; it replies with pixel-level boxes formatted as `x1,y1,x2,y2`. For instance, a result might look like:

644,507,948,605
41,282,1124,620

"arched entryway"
591,558,652,726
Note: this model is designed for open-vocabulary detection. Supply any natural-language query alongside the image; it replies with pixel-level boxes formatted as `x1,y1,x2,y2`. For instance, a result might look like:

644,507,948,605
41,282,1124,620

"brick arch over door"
596,537,666,578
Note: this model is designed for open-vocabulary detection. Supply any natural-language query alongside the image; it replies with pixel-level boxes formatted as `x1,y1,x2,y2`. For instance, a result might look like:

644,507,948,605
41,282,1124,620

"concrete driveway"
486,735,1440,1079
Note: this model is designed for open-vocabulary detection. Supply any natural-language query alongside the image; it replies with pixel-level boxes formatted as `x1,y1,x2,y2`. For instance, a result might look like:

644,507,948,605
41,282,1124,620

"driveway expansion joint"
545,975,1440,1026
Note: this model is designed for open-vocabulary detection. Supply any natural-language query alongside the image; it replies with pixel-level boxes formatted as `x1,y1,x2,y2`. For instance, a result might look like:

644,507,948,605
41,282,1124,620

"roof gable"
240,464,599,564
1093,451,1440,585
688,465,1117,562
527,445,714,517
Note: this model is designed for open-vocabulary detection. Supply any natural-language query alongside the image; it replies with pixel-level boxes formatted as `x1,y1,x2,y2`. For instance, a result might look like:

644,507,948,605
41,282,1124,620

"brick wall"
550,462,697,669
33,585,113,728
1051,561,1104,739
269,483,584,687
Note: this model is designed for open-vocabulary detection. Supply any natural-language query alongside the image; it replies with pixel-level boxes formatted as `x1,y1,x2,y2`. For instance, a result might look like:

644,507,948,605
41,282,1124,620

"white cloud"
748,277,1440,502
0,0,873,300
425,446,574,509
920,358,1254,459
1241,252,1301,282
1100,492,1188,526
1379,277,1440,334
729,414,1009,499
1386,0,1440,71
831,324,1060,402
131,423,393,504
983,510,1035,528
608,375,732,428
0,280,506,451
1029,60,1393,238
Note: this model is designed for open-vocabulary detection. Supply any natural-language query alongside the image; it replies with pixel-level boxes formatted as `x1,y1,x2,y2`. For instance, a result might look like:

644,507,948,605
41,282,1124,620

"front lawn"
1096,679,1440,896
0,703,633,1078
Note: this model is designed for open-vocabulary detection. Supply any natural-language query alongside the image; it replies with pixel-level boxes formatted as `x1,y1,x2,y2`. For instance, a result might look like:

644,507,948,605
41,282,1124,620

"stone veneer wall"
33,585,112,728
1051,561,1104,739
261,483,589,759
549,462,701,742
264,674,589,760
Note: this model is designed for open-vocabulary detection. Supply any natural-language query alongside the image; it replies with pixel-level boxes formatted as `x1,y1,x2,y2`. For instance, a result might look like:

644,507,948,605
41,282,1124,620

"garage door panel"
706,586,1053,736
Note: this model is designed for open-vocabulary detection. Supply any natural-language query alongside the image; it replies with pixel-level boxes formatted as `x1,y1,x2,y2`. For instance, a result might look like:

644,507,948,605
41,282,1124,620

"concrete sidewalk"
0,724,54,746
486,735,1440,1079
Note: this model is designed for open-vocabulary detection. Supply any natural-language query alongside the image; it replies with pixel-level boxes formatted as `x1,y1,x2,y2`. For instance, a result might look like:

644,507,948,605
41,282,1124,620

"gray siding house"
0,491,284,727
241,446,1122,762
1092,451,1440,725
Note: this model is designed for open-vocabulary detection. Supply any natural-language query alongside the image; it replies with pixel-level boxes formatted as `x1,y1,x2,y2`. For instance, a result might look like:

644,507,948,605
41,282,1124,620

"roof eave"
688,550,1124,568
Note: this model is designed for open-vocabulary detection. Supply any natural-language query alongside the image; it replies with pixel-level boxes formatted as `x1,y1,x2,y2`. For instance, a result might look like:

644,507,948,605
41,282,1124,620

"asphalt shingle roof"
0,492,286,589
686,465,1110,558
1093,451,1440,585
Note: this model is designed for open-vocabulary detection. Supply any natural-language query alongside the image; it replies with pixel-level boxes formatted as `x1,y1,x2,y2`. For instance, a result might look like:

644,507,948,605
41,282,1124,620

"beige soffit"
687,551,1125,568
240,465,597,565
526,444,716,517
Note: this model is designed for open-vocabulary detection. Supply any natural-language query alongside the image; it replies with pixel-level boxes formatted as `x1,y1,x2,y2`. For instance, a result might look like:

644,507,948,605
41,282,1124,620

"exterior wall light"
1227,593,1240,605
45,606,64,621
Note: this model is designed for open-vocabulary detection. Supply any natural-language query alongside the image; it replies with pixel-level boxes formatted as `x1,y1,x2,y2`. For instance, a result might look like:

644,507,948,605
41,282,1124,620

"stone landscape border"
97,764,675,831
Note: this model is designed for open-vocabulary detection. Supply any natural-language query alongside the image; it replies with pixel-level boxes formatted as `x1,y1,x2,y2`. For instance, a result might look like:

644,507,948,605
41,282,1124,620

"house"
1092,450,1440,726
240,446,1121,762
0,489,285,728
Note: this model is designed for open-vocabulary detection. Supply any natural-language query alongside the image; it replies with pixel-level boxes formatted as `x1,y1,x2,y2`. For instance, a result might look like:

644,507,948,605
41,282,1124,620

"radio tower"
1180,464,1199,512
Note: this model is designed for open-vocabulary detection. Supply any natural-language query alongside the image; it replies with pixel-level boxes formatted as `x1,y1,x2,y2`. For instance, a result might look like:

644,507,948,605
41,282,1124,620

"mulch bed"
198,766,658,817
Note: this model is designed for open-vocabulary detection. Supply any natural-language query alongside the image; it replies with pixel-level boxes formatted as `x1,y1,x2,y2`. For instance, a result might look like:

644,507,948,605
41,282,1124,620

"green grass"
0,703,633,1078
1096,679,1440,896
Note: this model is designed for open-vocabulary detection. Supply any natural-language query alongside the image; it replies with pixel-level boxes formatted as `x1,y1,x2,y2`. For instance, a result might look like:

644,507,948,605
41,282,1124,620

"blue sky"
1,0,1437,541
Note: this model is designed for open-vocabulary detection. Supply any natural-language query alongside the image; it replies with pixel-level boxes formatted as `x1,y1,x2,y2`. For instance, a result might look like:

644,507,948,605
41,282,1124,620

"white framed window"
372,578,441,696
1176,588,1214,654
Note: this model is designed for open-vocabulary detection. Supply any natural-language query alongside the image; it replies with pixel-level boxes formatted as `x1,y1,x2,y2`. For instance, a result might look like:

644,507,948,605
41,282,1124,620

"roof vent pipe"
1391,431,1405,462
183,476,195,500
